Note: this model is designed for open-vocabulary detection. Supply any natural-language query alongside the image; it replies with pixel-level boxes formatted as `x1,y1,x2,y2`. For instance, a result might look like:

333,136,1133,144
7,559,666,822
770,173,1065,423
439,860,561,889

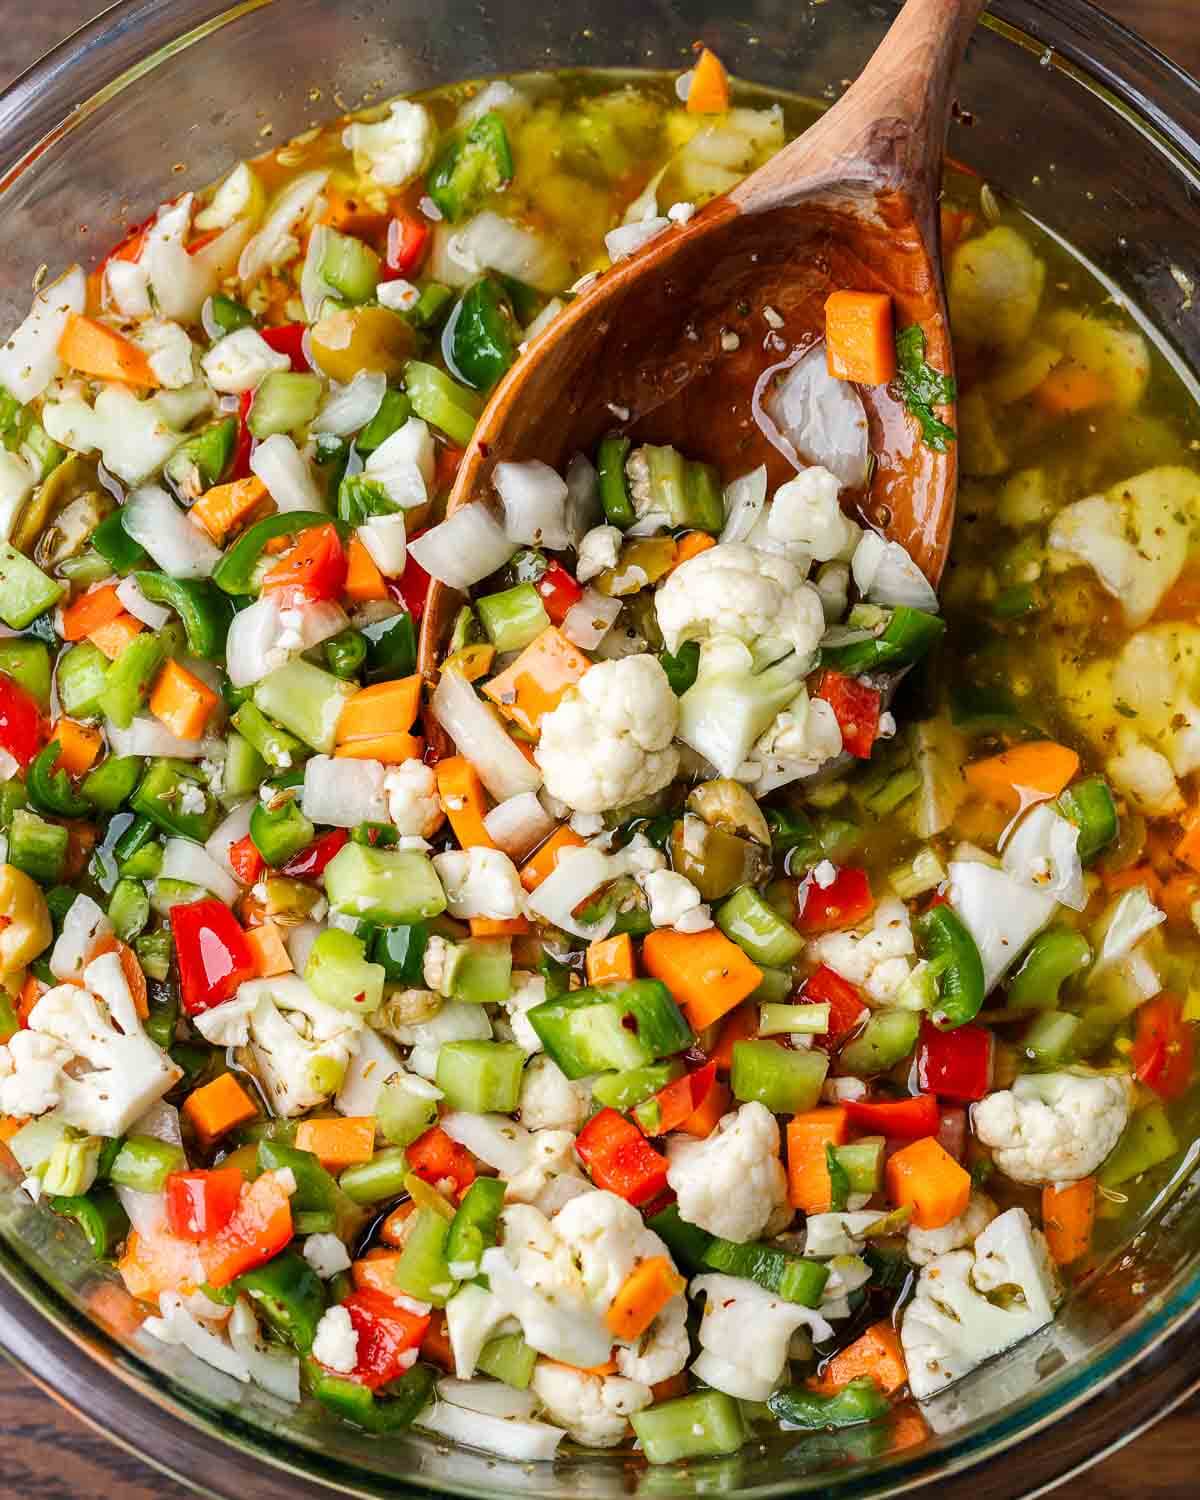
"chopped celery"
436,1040,525,1113
426,112,513,223
108,1134,187,1193
55,642,110,719
338,1146,410,1204
99,632,169,729
403,360,482,447
477,583,550,653
1100,1104,1178,1188
42,1134,103,1198
319,228,381,302
759,1001,830,1036
357,390,412,454
1022,1010,1080,1067
1006,927,1092,1011
247,372,323,438
591,1061,685,1112
377,1073,441,1147
230,702,308,772
446,937,512,1004
631,1391,747,1465
701,1237,829,1307
8,809,68,883
304,928,385,1015
476,1332,536,1389
253,658,357,754
716,885,804,967
832,1138,885,1194
731,1040,828,1112
837,1010,920,1076
108,877,150,942
392,1205,457,1306
80,755,142,812
0,639,51,708
223,729,270,798
0,544,64,628
323,841,447,924
888,846,947,900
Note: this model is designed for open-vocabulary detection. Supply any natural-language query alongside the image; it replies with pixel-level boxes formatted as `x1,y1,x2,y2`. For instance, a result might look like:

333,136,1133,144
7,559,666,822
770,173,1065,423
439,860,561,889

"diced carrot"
245,919,294,978
295,1115,377,1169
482,626,591,737
709,1001,758,1074
687,47,731,114
679,1077,731,1139
118,1226,202,1301
1152,561,1200,621
352,1249,407,1297
809,1320,908,1397
605,1256,686,1343
669,532,717,571
0,1115,29,1144
344,535,389,601
824,290,896,385
469,915,530,937
642,927,762,1032
885,1136,971,1229
1175,808,1200,875
436,755,497,851
319,186,390,239
63,820,98,883
1102,861,1164,903
182,1073,259,1148
963,741,1080,811
149,657,220,741
1160,874,1200,928
336,676,422,743
1034,362,1112,416
17,973,45,1026
51,718,102,777
189,476,271,542
544,1355,620,1377
786,1109,849,1213
651,1372,690,1403
1043,1177,1096,1266
88,613,144,660
62,583,125,642
380,1199,417,1247
91,935,149,1020
887,1407,930,1453
586,933,636,986
519,823,586,892
58,313,159,386
333,732,423,764
419,1310,455,1370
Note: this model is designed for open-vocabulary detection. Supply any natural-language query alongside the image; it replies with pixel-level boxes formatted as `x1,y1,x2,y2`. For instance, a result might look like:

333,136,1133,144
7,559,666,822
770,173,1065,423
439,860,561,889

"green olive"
687,778,772,847
670,814,769,903
308,306,417,383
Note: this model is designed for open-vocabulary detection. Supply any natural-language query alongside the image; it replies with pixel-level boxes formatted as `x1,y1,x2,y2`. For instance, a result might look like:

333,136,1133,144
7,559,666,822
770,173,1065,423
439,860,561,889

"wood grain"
1,3,1197,1497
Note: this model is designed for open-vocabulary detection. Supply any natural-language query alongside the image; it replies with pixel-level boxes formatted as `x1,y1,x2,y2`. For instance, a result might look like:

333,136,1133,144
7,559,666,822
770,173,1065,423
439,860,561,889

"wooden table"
2,1,1199,1496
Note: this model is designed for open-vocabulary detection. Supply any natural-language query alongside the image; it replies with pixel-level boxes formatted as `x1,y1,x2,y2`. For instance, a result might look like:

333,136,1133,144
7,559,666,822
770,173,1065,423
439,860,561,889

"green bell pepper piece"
357,389,412,454
360,610,417,683
716,885,805,968
164,417,238,499
731,1040,828,1112
130,758,219,841
528,978,694,1080
309,1360,435,1432
323,629,367,680
631,1391,747,1465
234,1248,326,1354
108,877,151,943
26,739,91,817
48,1187,130,1259
451,277,518,391
0,544,64,628
767,1376,890,1429
915,904,986,1029
821,606,945,675
339,1146,410,1204
1057,776,1118,864
436,1040,524,1114
597,433,635,528
230,702,308,772
99,631,169,729
1006,927,1092,1011
8,808,67,882
256,1140,339,1211
444,1175,506,1276
427,112,513,222
212,511,348,596
250,794,316,867
393,1204,457,1305
371,923,428,985
91,509,149,574
80,754,143,812
645,1203,714,1274
136,928,174,983
837,1009,921,1076
1099,1102,1179,1187
659,640,700,696
205,295,255,337
108,1134,187,1193
0,639,51,708
701,1236,830,1308
476,1332,536,1389
134,572,234,659
591,1061,685,1113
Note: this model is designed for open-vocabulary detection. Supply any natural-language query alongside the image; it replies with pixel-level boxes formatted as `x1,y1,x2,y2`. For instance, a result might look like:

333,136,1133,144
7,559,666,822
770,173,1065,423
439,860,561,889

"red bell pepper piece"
228,833,264,887
394,542,431,620
1132,993,1194,1101
843,1093,940,1139
231,389,254,481
535,562,584,624
281,827,350,880
165,1167,245,1241
638,1061,718,1137
202,1172,294,1286
916,1019,994,1103
260,322,311,372
576,1107,670,1206
262,523,348,604
340,1288,431,1389
814,671,881,760
801,965,868,1046
796,867,874,934
170,898,257,1015
405,1125,476,1196
384,213,430,279
0,674,43,768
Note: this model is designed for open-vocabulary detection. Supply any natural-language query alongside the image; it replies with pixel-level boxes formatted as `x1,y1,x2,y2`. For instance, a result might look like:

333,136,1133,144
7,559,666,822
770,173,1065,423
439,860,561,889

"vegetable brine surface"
0,50,1198,1464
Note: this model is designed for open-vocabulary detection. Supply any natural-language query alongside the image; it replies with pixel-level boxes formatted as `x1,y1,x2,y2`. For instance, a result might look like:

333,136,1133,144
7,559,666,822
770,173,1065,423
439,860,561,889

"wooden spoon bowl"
418,0,987,688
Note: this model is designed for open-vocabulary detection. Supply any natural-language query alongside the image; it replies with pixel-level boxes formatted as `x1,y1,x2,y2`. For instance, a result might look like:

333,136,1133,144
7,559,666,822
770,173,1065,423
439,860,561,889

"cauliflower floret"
614,1291,688,1385
134,320,197,390
690,1273,817,1401
553,1189,677,1311
535,654,679,814
0,953,181,1136
343,100,436,188
575,525,623,583
311,1305,359,1374
50,892,112,981
747,689,844,792
907,1192,998,1266
504,1128,591,1217
201,327,290,394
382,763,441,841
640,868,712,932
900,1207,1060,1399
519,1054,591,1133
813,560,850,622
655,541,825,660
530,1361,651,1448
194,976,362,1117
432,846,525,920
503,971,547,1054
303,1233,352,1280
972,1073,1132,1185
803,1211,889,1258
805,898,915,1007
768,467,861,561
667,1101,788,1243
1108,726,1184,817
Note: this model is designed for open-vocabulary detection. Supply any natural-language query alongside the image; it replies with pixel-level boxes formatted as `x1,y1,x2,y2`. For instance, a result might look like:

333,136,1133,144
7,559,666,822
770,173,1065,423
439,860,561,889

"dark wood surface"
2,2,1198,1496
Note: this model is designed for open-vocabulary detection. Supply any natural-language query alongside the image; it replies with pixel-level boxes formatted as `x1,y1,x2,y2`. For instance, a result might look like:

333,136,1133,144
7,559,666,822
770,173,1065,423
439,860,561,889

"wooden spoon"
417,0,987,687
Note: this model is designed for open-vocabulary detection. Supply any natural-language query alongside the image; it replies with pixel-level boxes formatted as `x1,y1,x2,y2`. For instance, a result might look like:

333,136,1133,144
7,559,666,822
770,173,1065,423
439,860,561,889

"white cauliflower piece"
575,525,623,583
343,100,435,188
134,320,196,390
364,417,436,511
519,1055,591,1133
614,1293,689,1386
552,1189,677,1313
504,1129,590,1217
803,1211,890,1258
444,1282,512,1379
900,1207,1060,1399
747,689,844,792
640,868,712,932
667,1101,788,1243
195,163,262,232
530,1361,651,1448
691,1273,816,1401
42,382,212,487
201,327,290,394
0,953,181,1136
907,1192,998,1266
312,1305,359,1374
768,467,861,561
813,560,851,622
432,846,525,921
49,893,111,982
503,971,547,1055
535,654,679,814
805,897,915,1007
1108,734,1184,818
303,1233,352,1280
972,1073,1132,1185
384,760,443,839
106,258,152,319
655,541,825,660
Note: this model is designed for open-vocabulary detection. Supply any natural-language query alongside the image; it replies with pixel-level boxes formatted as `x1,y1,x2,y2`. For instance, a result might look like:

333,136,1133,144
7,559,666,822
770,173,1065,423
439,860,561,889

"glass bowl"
2,1,1200,1494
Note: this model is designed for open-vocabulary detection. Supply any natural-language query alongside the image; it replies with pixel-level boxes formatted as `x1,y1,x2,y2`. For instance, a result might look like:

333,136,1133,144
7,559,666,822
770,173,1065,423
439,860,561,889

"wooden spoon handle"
731,0,989,216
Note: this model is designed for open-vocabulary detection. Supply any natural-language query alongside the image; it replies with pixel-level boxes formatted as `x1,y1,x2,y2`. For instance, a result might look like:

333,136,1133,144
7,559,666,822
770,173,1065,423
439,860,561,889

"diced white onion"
409,502,516,591
122,485,222,579
205,800,256,881
522,298,564,342
563,453,601,545
161,837,240,906
719,465,768,543
239,171,329,288
483,792,555,860
525,846,613,941
250,433,325,513
431,669,542,803
116,576,172,629
851,531,939,611
301,754,389,828
1001,803,1086,911
285,920,322,976
143,195,249,324
446,211,569,294
357,514,407,577
494,460,571,551
364,417,435,511
0,265,86,403
605,217,670,261
225,595,287,688
757,344,869,490
0,451,35,543
561,588,620,651
129,1100,183,1147
227,1300,301,1403
415,1400,564,1462
117,1186,170,1238
47,893,112,983
435,1377,538,1421
1096,885,1167,969
313,370,387,437
106,715,207,759
440,1111,532,1174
